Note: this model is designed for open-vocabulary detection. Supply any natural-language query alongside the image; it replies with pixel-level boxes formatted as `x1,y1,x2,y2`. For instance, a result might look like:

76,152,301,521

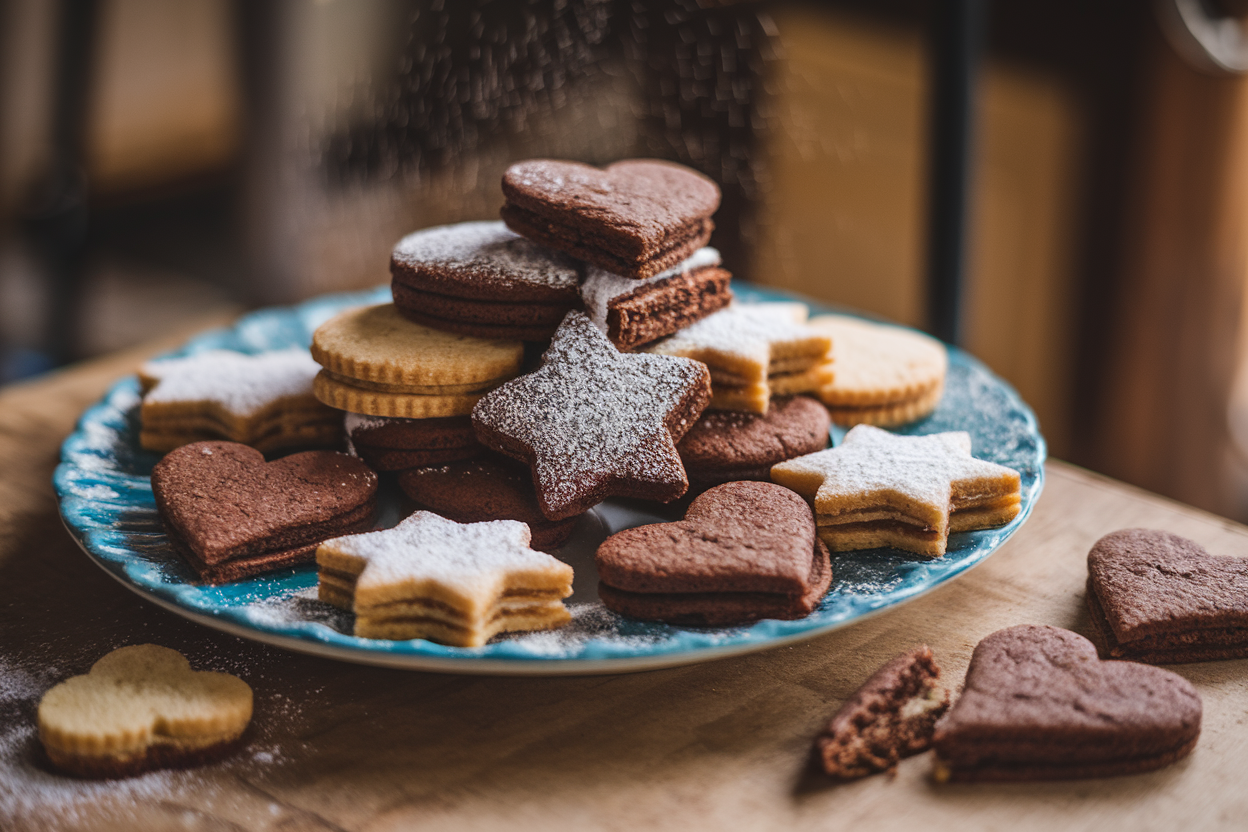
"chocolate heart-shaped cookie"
501,159,721,279
932,625,1201,782
151,441,378,583
595,480,832,626
1087,528,1248,663
39,644,252,777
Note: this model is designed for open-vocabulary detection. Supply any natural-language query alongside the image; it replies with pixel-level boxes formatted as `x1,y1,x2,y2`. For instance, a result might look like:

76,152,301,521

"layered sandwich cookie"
344,412,482,472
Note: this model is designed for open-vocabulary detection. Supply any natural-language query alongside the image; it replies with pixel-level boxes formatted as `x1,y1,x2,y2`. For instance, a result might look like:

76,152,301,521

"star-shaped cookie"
472,310,712,520
316,511,574,647
139,349,341,453
770,424,1021,557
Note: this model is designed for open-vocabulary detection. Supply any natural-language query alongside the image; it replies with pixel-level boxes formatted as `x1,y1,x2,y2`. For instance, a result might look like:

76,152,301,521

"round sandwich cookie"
595,481,833,627
677,395,830,489
396,454,581,551
390,221,581,341
345,412,482,471
311,303,524,418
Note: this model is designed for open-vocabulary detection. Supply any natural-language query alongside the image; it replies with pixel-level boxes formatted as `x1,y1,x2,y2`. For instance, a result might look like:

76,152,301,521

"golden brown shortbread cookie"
316,512,574,648
822,383,945,428
771,425,1021,558
313,373,488,419
38,645,252,778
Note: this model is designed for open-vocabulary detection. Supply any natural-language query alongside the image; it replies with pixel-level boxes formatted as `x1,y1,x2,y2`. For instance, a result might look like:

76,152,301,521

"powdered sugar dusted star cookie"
316,511,574,647
139,349,341,453
770,424,1021,557
472,310,712,520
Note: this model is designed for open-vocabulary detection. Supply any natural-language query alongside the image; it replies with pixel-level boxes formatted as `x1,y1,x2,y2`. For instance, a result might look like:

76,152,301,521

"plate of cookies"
55,158,1045,674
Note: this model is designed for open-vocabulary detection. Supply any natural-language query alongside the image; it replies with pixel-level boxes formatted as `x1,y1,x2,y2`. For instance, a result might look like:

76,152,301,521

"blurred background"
4,0,1248,521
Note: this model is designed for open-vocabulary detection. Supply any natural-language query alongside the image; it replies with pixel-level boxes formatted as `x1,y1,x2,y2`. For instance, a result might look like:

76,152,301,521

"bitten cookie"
389,221,581,341
815,645,949,780
139,349,341,453
1087,528,1248,664
806,315,948,427
677,396,830,489
151,441,378,583
645,303,832,413
595,481,833,626
472,310,711,520
501,159,720,279
932,625,1202,782
770,425,1021,558
38,645,252,778
345,412,482,471
580,247,733,350
396,455,580,551
310,303,523,418
316,511,574,647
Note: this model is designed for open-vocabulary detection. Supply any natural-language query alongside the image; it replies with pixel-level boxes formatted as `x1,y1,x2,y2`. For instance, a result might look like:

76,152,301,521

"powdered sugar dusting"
581,247,722,331
343,412,392,437
472,311,708,512
646,303,818,375
141,349,320,416
392,221,579,291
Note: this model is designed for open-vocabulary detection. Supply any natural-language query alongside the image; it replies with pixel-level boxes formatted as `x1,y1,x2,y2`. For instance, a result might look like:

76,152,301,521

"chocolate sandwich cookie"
932,625,1202,782
581,247,733,350
816,645,950,780
390,221,581,341
677,396,830,489
151,441,378,584
595,481,833,627
472,310,711,520
501,159,721,279
345,412,482,471
396,455,580,551
1087,528,1248,664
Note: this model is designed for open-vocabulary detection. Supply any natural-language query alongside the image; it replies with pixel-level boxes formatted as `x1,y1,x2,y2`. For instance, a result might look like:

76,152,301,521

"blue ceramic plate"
54,285,1045,674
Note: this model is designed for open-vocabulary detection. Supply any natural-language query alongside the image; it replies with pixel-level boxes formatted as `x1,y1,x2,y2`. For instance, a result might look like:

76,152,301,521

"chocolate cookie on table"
932,625,1202,782
151,441,378,583
390,221,581,341
501,159,721,279
596,481,833,627
396,455,580,551
1087,528,1248,664
677,396,830,489
472,310,711,520
581,247,733,351
345,412,482,472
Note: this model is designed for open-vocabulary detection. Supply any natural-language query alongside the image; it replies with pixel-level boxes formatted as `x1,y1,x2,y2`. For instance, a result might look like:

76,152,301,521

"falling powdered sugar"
581,247,722,331
391,221,580,291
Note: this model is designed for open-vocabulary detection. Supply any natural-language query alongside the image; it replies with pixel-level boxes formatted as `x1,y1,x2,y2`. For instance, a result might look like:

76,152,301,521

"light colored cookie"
646,303,831,384
313,372,487,419
38,644,252,778
768,363,837,396
822,382,945,428
139,349,339,453
770,425,1021,558
708,382,771,414
807,315,947,407
316,511,574,648
310,303,524,388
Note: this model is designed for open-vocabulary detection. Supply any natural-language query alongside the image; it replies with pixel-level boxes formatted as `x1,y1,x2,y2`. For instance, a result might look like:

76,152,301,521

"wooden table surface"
4,326,1248,832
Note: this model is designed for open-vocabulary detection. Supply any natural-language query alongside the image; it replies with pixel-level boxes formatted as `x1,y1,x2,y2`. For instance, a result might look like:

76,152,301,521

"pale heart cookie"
770,424,1021,558
472,311,711,520
139,349,341,454
645,303,832,414
311,303,523,418
806,315,947,427
316,511,574,647
38,644,252,778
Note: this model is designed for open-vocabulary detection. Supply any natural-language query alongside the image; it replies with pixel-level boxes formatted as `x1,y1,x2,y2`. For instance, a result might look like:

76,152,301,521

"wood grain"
4,338,1248,831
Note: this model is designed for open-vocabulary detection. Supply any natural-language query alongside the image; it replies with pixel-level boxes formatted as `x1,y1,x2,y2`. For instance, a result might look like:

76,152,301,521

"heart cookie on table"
38,644,253,778
595,481,833,626
932,625,1202,782
1087,528,1248,663
501,158,721,279
151,441,378,583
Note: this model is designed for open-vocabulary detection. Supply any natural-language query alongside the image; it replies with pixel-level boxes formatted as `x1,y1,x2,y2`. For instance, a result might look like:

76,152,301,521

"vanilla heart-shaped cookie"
1087,528,1248,663
932,625,1201,782
151,441,378,583
501,159,721,279
595,481,832,626
38,644,252,777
